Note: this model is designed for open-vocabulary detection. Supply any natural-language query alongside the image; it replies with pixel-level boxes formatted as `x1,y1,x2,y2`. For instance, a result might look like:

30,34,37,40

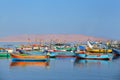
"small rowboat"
10,53,49,61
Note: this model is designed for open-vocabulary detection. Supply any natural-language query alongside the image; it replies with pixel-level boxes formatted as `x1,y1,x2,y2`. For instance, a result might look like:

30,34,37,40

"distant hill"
0,34,106,42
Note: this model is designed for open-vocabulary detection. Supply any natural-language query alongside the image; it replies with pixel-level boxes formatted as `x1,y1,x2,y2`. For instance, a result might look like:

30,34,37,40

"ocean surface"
0,42,120,80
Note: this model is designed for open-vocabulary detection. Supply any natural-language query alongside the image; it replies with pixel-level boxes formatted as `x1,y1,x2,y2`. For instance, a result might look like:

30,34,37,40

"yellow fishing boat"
86,41,112,53
87,49,112,53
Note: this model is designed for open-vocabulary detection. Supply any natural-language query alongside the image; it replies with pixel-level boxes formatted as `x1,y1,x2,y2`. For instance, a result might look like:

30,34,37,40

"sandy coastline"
0,34,106,42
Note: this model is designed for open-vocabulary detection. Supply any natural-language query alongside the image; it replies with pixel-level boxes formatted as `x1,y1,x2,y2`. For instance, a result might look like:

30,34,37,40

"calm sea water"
0,42,120,80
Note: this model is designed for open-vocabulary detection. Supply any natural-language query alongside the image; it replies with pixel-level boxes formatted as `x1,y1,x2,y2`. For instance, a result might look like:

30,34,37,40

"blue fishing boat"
76,45,114,60
112,49,120,56
17,49,56,58
75,52,114,60
28,50,56,58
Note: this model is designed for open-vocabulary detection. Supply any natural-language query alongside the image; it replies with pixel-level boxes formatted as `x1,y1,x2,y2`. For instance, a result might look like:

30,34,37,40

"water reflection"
10,61,49,68
74,59,111,68
0,57,10,60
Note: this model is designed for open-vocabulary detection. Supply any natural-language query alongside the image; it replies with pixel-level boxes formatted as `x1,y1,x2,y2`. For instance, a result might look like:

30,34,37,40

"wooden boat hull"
10,53,49,61
75,53,113,60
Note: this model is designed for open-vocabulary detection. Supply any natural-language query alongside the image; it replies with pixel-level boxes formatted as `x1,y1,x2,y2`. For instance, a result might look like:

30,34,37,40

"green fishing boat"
0,48,10,58
0,52,10,58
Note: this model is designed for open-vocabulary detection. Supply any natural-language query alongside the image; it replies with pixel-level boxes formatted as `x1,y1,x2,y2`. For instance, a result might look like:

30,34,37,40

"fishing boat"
54,52,75,58
75,51,114,60
46,51,75,58
17,49,56,58
45,50,75,58
16,45,33,51
0,53,10,57
46,43,76,58
52,43,76,52
0,48,10,58
10,61,49,67
87,49,112,53
112,49,120,56
86,41,112,53
76,44,114,60
10,53,49,61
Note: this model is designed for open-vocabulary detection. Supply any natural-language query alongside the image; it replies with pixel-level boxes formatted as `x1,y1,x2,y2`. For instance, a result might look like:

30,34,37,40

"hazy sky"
0,0,120,39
